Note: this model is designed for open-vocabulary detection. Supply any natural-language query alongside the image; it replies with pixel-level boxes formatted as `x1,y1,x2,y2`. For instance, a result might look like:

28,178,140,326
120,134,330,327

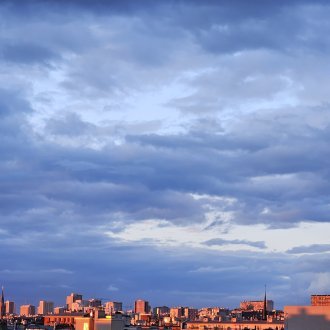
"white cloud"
308,273,330,294
107,285,119,292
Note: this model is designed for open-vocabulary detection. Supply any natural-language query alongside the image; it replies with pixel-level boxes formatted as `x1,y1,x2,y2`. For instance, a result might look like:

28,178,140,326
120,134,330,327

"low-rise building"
44,313,84,327
240,300,274,311
284,295,330,329
75,312,131,330
185,320,284,330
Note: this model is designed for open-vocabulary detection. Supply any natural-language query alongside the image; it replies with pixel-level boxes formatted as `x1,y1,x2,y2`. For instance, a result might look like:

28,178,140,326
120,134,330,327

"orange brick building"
311,295,330,306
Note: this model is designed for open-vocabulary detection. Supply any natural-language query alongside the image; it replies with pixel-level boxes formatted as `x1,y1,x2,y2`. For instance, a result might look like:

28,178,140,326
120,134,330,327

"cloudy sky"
1,0,330,310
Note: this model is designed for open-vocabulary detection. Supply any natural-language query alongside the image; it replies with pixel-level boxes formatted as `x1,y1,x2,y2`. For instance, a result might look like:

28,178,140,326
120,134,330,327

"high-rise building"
38,300,54,315
105,302,122,314
66,293,83,311
5,301,15,315
170,307,198,320
134,300,150,314
20,304,36,316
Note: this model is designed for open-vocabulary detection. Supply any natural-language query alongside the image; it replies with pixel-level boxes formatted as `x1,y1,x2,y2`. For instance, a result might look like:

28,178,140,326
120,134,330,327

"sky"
1,0,330,310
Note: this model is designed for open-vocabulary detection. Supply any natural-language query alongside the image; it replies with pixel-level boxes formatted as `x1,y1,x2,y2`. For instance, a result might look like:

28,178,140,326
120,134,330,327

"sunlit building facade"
38,300,54,315
66,293,83,311
20,304,36,316
5,300,15,315
105,301,122,314
240,300,274,311
134,299,150,314
311,295,330,306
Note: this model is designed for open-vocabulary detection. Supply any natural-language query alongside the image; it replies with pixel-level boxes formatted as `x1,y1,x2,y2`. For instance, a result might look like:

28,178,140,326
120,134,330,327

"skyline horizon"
0,286,317,311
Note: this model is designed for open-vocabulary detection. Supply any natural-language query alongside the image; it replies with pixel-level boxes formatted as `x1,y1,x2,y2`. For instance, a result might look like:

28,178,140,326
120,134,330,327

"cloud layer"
1,0,330,309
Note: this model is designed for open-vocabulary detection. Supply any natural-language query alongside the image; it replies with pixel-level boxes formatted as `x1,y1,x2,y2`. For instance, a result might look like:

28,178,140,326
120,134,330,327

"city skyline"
0,289,279,315
1,287,277,312
1,0,330,309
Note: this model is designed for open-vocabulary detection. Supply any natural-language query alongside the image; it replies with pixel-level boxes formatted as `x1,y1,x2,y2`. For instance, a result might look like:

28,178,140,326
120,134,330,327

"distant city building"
134,299,150,314
20,304,36,316
66,293,83,311
170,307,198,320
105,301,122,314
153,306,170,316
170,307,185,319
240,300,274,312
184,307,198,320
311,294,330,306
5,300,15,315
89,299,102,308
71,299,89,312
54,306,65,314
199,307,229,320
38,300,54,315
135,313,152,325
